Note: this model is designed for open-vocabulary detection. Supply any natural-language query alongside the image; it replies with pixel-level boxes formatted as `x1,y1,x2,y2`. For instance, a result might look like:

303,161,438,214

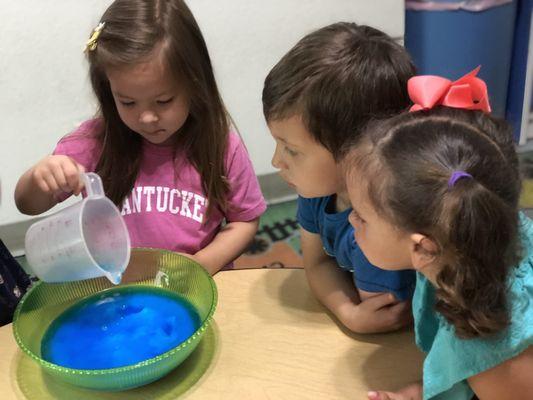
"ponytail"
434,179,520,338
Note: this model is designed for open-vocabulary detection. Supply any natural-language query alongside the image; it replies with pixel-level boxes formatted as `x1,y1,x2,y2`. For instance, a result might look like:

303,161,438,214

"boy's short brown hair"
262,22,416,160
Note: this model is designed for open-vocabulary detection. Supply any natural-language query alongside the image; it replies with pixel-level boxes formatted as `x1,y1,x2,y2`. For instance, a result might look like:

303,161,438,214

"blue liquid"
41,286,201,369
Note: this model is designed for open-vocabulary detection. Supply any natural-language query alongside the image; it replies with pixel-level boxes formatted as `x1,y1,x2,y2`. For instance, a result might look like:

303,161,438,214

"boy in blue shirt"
262,22,416,333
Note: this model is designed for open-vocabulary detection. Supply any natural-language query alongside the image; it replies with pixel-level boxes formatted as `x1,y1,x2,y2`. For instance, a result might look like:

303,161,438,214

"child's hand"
339,293,412,334
31,155,85,196
368,392,403,400
367,382,423,400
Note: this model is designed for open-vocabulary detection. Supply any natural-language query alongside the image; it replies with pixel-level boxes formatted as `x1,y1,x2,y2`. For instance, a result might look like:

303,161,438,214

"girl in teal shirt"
343,72,533,400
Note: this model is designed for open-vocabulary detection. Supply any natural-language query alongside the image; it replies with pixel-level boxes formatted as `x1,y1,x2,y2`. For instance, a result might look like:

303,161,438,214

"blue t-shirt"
414,213,533,400
297,196,415,301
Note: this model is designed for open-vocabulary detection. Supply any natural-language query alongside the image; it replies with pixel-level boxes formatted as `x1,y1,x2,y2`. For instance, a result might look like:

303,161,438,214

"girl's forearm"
192,218,260,275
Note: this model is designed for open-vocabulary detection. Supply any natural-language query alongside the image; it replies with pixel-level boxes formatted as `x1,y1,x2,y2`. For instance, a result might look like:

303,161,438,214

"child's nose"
271,145,283,169
139,110,159,124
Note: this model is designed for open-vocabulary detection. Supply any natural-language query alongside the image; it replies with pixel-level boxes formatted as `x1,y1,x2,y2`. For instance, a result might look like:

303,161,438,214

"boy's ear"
409,233,438,271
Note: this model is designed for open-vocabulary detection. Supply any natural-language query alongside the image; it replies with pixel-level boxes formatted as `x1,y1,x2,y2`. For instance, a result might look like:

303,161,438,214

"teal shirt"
413,214,533,400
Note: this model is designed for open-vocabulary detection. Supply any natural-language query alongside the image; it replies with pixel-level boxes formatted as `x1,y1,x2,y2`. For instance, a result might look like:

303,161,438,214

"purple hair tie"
448,171,473,188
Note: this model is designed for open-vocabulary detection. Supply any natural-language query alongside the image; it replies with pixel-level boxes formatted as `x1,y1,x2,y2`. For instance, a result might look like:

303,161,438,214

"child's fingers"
75,163,86,195
40,170,61,194
368,390,406,400
61,159,85,195
367,391,391,400
34,175,51,194
369,383,422,400
386,300,413,329
50,162,71,193
31,166,51,193
388,300,412,315
364,292,399,311
63,165,80,193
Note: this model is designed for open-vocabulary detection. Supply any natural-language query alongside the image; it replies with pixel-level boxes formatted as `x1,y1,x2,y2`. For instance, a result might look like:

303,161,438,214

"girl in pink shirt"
15,0,266,274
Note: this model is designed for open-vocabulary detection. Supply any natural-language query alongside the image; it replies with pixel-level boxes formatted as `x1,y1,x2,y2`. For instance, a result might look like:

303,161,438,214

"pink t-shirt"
53,119,266,255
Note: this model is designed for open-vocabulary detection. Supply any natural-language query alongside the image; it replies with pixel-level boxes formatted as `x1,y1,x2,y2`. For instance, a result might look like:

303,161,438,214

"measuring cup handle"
81,172,105,198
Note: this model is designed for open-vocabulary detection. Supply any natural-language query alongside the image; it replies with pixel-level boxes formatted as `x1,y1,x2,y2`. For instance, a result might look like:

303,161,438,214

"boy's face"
268,115,343,198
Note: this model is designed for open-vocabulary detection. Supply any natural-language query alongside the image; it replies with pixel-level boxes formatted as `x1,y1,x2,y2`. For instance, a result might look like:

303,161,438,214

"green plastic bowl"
12,249,217,391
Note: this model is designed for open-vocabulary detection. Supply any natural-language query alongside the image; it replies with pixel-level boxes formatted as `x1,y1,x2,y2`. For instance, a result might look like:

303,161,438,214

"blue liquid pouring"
41,286,201,369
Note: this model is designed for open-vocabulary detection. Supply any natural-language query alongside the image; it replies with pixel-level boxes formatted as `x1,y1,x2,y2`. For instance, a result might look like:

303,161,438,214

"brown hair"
262,22,416,160
87,0,229,216
345,107,522,338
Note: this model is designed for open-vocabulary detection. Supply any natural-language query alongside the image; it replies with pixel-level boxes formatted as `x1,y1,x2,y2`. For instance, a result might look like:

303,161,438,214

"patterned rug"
234,200,303,269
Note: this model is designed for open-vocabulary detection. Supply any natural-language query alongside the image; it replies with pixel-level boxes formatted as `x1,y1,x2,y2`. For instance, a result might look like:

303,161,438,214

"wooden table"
0,269,423,399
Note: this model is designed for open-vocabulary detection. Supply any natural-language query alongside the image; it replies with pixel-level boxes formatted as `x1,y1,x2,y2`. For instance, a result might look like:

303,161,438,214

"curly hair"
345,107,522,338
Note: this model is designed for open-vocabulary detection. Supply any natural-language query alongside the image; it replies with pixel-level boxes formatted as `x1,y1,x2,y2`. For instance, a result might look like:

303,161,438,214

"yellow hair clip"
85,22,106,52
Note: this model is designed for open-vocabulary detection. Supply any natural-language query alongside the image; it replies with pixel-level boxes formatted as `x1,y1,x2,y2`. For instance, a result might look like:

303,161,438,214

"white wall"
0,0,403,225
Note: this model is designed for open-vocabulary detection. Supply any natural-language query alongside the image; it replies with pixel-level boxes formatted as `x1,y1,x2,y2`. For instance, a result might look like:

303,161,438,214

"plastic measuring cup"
24,173,131,284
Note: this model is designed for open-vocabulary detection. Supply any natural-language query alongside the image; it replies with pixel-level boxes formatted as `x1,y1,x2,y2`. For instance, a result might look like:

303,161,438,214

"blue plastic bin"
506,0,532,142
405,0,517,117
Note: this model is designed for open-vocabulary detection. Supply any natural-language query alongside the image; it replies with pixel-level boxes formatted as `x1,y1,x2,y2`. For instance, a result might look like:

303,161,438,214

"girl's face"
268,115,344,198
346,173,414,270
106,56,190,146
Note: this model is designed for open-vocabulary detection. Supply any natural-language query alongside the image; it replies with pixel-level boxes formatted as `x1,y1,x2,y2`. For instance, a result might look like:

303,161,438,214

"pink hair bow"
408,66,491,113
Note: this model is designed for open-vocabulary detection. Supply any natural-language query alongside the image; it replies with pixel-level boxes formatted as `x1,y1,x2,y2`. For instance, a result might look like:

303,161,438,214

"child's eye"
120,101,135,107
157,97,174,105
284,147,298,156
